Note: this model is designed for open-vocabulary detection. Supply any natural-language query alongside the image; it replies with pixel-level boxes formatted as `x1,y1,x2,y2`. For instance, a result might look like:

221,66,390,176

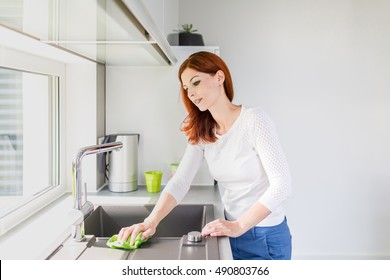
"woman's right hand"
117,217,156,246
116,192,177,245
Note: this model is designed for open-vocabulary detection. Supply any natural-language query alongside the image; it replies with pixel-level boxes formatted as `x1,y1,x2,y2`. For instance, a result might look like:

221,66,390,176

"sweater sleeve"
251,109,292,211
162,142,204,204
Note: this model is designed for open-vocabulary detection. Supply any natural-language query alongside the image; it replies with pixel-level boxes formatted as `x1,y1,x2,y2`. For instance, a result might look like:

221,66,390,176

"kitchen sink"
48,204,220,260
84,204,210,238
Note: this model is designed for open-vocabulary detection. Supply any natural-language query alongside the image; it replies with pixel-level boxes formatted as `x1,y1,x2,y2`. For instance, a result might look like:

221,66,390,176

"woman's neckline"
215,105,244,138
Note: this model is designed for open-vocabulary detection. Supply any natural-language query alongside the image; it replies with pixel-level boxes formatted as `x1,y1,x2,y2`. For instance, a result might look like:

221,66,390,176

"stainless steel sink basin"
49,204,220,260
84,204,211,238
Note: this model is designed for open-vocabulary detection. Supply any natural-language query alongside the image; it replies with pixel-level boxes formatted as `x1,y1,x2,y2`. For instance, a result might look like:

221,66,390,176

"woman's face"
181,68,224,112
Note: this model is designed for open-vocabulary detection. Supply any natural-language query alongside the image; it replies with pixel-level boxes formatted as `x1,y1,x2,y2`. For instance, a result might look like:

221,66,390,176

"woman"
118,51,292,260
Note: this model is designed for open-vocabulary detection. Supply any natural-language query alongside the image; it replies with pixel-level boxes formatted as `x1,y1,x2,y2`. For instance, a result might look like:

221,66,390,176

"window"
0,0,106,240
0,67,60,218
0,0,94,236
0,0,72,236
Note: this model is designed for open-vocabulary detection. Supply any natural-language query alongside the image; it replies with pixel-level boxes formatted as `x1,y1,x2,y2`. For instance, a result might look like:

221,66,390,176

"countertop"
0,184,233,260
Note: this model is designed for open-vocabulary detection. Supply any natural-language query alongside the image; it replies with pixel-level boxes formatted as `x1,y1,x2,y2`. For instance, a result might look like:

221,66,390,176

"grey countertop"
0,184,232,260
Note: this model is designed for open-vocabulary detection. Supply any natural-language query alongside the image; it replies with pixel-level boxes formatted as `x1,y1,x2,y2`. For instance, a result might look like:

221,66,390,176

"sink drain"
187,231,202,242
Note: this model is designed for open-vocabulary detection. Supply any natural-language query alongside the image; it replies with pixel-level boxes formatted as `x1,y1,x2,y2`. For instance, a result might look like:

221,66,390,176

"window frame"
0,45,67,236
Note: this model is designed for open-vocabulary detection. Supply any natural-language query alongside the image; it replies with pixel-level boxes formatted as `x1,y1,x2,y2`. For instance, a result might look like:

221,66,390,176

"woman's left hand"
201,219,245,238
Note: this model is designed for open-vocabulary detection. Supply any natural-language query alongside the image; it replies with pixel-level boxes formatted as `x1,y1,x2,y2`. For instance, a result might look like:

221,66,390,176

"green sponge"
106,232,149,250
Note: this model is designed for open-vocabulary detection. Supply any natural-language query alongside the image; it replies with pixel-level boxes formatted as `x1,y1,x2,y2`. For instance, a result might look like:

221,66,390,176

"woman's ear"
216,70,225,84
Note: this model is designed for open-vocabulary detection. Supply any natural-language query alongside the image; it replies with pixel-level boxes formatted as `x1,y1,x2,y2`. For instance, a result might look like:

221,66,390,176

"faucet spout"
71,141,123,241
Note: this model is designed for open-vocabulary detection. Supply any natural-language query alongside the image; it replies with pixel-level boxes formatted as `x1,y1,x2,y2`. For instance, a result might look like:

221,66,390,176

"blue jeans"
229,217,292,260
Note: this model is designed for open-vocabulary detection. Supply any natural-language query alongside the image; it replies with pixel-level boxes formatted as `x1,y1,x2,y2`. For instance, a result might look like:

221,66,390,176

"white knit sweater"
163,106,292,227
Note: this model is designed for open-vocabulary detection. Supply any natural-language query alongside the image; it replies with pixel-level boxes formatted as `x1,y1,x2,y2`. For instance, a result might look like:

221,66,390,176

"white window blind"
0,68,23,196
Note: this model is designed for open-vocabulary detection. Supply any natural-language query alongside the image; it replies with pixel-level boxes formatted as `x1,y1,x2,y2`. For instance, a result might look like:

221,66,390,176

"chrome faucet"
71,141,123,241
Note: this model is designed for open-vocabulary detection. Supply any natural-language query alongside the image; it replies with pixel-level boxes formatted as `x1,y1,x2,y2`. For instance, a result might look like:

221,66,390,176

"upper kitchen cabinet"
0,0,177,66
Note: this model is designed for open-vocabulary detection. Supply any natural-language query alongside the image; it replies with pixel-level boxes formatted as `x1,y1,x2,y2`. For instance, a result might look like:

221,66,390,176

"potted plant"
169,24,205,46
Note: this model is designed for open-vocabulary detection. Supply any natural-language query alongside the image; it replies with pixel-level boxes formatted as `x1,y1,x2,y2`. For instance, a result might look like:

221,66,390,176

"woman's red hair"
178,51,234,144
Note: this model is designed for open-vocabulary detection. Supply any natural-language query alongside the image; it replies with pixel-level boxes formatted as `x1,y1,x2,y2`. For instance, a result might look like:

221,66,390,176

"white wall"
106,64,188,184
178,0,390,259
62,0,106,194
65,63,101,194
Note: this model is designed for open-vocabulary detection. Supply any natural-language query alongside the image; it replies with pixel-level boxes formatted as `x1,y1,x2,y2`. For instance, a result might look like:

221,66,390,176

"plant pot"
178,33,204,46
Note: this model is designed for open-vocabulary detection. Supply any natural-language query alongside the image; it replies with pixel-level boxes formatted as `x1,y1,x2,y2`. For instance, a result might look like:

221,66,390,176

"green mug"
144,171,163,193
169,163,179,177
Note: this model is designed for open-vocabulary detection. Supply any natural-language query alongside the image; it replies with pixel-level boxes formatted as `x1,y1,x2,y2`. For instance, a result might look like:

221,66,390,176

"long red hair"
178,51,234,144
